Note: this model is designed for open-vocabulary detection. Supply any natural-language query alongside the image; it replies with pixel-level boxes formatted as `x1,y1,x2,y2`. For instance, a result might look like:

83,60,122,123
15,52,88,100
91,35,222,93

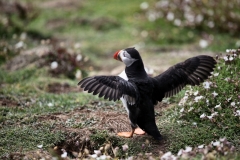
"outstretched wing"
78,76,138,105
151,55,216,102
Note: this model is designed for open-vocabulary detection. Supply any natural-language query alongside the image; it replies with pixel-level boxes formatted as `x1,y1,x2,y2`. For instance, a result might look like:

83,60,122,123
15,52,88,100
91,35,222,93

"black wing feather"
151,55,216,102
78,76,138,103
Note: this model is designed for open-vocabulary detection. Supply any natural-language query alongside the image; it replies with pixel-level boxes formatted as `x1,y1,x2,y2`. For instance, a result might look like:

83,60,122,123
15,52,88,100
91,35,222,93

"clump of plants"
146,1,240,35
177,48,240,149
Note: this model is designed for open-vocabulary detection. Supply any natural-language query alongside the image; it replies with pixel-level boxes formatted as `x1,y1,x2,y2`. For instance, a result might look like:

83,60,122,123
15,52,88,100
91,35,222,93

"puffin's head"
113,48,140,67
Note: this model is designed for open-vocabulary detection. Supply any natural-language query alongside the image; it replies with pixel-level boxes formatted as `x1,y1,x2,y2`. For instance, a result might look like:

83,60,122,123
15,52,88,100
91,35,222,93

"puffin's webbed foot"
134,127,145,135
117,129,134,138
117,128,145,138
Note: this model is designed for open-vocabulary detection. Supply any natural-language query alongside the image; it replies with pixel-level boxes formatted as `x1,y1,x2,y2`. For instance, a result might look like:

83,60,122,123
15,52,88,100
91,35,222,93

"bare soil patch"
31,102,168,159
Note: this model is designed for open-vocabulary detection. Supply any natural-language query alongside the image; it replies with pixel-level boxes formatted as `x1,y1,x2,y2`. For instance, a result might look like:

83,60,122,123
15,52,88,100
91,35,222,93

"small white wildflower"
198,144,204,149
99,155,109,160
211,112,218,117
76,54,83,61
47,102,54,107
75,70,82,79
200,113,206,118
94,150,101,156
213,73,219,77
51,61,58,69
192,122,197,126
194,96,204,102
174,19,181,26
89,154,98,158
229,56,234,61
184,146,192,152
122,144,129,152
180,108,184,113
166,12,174,21
206,99,209,105
207,115,213,119
61,149,67,158
223,56,228,61
220,137,227,142
15,41,25,49
161,151,176,160
199,39,208,48
224,77,230,82
215,103,221,109
140,2,149,10
231,102,236,106
235,110,240,116
217,66,221,70
177,149,183,156
227,97,232,102
37,144,43,149
212,91,218,97
193,90,199,96
188,107,194,112
203,81,211,89
178,95,188,106
226,49,230,53
212,141,220,147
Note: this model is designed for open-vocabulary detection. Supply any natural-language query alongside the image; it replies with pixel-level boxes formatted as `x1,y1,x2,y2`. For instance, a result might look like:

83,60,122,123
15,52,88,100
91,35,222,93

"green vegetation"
0,0,240,159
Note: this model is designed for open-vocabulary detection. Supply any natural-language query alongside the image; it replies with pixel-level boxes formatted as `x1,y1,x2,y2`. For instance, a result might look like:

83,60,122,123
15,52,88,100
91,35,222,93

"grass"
0,0,240,159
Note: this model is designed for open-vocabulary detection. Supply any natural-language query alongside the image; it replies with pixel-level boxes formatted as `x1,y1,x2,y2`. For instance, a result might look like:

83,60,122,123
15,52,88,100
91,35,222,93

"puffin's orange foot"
134,128,145,135
117,132,133,138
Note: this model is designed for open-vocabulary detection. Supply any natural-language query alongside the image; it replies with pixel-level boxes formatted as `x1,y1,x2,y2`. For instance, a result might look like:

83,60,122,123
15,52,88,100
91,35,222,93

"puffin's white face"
114,50,138,67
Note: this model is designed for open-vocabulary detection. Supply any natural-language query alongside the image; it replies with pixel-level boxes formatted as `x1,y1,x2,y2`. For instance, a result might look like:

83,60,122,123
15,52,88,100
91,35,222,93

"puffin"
78,48,216,140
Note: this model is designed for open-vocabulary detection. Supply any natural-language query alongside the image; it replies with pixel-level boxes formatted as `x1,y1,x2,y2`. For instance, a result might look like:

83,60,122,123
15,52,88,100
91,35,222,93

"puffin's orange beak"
113,50,122,61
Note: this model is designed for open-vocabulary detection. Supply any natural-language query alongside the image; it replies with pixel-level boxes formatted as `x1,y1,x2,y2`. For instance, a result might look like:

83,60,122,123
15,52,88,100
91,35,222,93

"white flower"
184,146,192,152
229,56,234,61
76,54,83,61
200,113,206,118
75,70,82,79
207,115,213,119
198,144,204,149
188,107,194,112
94,150,101,156
227,97,232,102
166,12,174,21
223,56,228,61
212,141,220,147
37,144,43,149
199,39,208,48
47,102,54,107
122,144,129,152
174,19,181,26
61,149,67,158
194,96,204,102
192,122,197,126
15,41,25,49
226,49,230,53
211,112,218,117
234,110,240,116
213,73,219,77
193,90,199,96
140,2,149,10
161,151,176,160
51,61,58,69
180,108,184,113
177,149,183,156
90,154,98,158
215,103,221,109
212,91,218,97
179,95,188,106
203,81,211,89
231,102,236,106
